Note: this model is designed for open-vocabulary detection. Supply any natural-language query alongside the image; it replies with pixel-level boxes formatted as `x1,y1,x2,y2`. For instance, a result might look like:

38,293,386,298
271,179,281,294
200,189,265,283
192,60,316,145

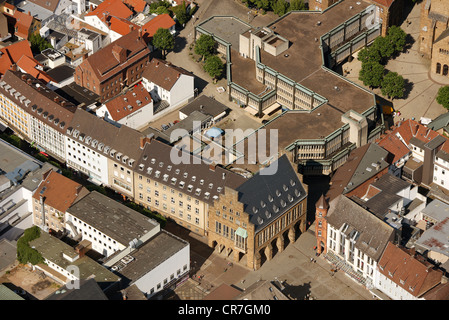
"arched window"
436,63,442,74
443,64,448,76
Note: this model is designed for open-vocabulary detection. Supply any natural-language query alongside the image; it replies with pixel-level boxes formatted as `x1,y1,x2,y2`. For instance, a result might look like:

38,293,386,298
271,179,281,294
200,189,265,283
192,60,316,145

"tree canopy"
194,34,216,60
153,28,175,59
386,25,407,54
289,0,307,10
380,71,405,99
359,61,385,88
204,55,224,81
436,86,449,110
29,33,52,54
17,226,44,265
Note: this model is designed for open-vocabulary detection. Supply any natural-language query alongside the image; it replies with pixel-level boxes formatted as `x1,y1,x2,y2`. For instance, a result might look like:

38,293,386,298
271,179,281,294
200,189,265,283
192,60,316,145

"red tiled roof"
11,10,33,39
85,0,133,20
393,119,440,145
32,170,89,213
123,0,147,12
107,15,138,36
142,57,192,91
16,55,54,83
377,132,410,164
105,83,152,120
378,242,443,298
0,40,32,75
78,29,150,82
141,14,175,43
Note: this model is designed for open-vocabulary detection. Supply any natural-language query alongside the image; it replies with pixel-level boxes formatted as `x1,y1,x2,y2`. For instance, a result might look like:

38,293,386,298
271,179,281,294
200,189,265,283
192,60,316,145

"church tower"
315,194,329,255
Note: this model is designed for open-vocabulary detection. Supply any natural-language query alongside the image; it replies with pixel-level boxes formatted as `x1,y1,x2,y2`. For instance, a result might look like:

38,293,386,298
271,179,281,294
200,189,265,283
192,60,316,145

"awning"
244,106,258,115
263,102,281,115
235,227,248,238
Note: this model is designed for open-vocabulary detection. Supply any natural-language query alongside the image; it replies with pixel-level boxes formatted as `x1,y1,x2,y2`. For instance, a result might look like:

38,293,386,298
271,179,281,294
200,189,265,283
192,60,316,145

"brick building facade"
207,155,308,270
419,0,449,76
74,29,151,102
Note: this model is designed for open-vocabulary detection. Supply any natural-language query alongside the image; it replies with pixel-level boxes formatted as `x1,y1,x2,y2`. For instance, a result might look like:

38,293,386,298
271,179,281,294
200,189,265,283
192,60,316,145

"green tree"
153,27,174,59
381,71,405,99
174,3,189,26
149,0,171,13
29,33,52,54
436,86,449,110
17,226,44,265
371,36,395,60
194,34,216,60
272,0,289,16
155,5,170,15
386,25,407,54
255,0,271,11
359,61,385,88
289,0,307,10
357,46,381,64
204,55,224,82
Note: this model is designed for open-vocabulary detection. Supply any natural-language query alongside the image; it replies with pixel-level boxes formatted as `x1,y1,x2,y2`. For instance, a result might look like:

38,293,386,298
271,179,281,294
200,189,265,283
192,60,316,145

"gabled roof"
378,242,443,298
67,107,145,166
236,154,307,232
107,15,138,36
32,169,89,213
26,0,61,13
16,55,54,83
394,119,440,146
141,13,175,43
5,9,34,39
325,143,390,201
104,83,152,121
0,70,77,133
0,40,32,75
135,138,247,205
123,0,147,12
142,58,193,91
326,195,394,262
77,29,150,82
377,130,411,164
350,173,411,220
85,0,133,20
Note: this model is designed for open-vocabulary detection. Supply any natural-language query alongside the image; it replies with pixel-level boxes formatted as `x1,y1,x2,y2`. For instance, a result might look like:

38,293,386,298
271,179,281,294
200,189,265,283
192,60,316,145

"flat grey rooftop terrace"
198,16,251,51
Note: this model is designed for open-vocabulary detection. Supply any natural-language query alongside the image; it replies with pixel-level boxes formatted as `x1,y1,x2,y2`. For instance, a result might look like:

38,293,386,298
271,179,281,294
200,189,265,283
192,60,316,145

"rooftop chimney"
209,164,216,171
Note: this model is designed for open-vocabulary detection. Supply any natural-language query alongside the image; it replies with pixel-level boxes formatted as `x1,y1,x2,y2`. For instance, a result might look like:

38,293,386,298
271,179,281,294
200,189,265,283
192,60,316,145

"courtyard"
343,1,449,124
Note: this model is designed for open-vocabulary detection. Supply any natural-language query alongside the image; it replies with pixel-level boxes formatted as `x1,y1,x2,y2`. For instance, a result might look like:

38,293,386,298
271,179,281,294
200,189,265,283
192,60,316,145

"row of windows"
148,265,188,296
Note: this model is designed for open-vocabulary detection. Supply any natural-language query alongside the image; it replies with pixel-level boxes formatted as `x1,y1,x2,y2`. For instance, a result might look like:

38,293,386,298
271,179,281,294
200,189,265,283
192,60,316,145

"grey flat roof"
47,65,75,83
67,191,159,246
16,1,53,21
114,230,188,284
422,199,449,222
30,232,121,289
416,216,449,258
180,95,229,118
0,238,16,272
198,16,251,51
0,138,42,174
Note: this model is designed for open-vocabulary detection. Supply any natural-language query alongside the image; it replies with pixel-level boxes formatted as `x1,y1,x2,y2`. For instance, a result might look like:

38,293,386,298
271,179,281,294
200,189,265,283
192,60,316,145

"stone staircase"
324,251,373,289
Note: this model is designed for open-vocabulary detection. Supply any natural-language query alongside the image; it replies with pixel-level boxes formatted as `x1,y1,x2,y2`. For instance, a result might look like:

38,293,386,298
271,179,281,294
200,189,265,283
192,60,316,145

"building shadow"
282,281,312,300
302,174,331,226
194,75,209,95
173,36,188,54
163,220,215,274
